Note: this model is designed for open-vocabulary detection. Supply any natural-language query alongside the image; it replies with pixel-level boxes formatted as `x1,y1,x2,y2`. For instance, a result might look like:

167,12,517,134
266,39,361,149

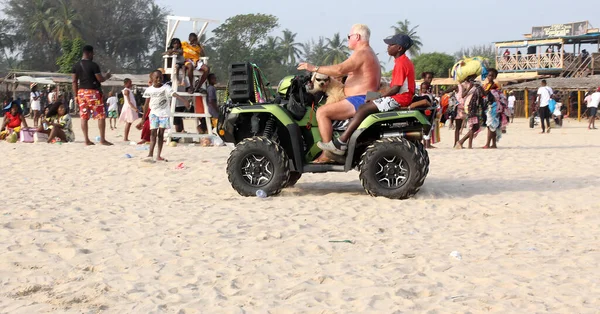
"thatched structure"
503,76,600,91
2,71,150,87
415,72,546,88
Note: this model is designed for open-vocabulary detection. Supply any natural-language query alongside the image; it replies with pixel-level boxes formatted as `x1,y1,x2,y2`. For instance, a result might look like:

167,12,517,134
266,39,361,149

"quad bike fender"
231,105,295,125
357,110,430,130
222,105,305,173
344,110,431,170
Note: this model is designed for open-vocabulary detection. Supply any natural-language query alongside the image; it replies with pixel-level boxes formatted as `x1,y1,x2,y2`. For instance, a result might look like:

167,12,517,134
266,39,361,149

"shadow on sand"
289,175,599,199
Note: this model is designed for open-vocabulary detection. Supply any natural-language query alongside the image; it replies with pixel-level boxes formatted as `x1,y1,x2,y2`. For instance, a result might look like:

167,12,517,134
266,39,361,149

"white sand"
1,117,600,313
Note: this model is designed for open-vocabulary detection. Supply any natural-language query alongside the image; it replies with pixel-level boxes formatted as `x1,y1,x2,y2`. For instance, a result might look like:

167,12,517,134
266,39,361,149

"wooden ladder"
163,55,214,144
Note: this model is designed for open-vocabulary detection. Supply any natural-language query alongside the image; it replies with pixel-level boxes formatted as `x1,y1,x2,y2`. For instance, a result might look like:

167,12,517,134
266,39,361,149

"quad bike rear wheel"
412,141,430,194
529,116,535,128
359,137,426,199
227,137,290,197
285,172,302,188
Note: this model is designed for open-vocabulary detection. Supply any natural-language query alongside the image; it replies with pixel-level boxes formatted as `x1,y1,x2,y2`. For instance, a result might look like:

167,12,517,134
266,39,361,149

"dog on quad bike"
307,73,346,105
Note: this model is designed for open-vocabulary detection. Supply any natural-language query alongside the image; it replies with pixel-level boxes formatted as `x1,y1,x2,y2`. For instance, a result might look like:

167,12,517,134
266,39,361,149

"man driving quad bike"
217,36,435,200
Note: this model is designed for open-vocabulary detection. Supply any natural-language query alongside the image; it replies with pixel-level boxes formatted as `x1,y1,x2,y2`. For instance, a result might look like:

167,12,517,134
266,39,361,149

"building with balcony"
495,21,600,78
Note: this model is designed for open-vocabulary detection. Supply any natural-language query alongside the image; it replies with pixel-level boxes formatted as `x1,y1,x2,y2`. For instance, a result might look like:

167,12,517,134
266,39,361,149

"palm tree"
265,36,280,50
0,20,15,52
144,3,168,47
391,19,422,57
51,0,81,41
278,29,301,65
29,0,54,42
310,36,328,64
323,33,349,65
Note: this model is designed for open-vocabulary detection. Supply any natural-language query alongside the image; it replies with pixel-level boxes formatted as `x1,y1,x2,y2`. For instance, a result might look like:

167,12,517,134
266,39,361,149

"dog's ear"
311,72,317,83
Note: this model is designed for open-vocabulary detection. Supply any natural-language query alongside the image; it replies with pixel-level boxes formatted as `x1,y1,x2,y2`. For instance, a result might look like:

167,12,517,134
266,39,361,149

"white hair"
351,24,370,42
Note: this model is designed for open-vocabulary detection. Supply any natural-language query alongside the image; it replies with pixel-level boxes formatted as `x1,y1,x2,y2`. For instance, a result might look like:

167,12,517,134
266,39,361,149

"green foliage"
2,0,169,72
278,29,301,65
207,14,279,82
454,45,497,68
412,52,456,78
56,37,84,73
322,33,349,65
301,37,328,65
2,4,430,89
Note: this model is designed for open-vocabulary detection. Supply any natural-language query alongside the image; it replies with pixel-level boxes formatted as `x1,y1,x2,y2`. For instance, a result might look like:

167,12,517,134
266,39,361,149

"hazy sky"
156,0,598,68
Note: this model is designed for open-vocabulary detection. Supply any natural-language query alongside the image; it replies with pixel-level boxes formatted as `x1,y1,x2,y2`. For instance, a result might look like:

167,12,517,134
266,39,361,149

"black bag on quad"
278,75,314,120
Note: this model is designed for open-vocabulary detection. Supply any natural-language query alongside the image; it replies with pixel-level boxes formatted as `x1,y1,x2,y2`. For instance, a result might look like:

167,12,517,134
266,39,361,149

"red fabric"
77,89,105,120
5,112,22,128
440,94,450,114
390,54,415,106
141,109,151,142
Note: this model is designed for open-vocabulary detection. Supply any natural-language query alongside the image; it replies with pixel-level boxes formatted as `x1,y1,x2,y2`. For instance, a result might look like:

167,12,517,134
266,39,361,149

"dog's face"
311,73,331,91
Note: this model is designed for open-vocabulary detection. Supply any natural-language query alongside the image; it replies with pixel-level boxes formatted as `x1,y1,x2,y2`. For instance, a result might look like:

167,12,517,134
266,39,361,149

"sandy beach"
1,117,600,313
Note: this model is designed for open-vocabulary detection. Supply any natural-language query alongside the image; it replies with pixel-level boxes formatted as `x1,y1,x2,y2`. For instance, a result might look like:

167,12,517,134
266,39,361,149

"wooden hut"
503,76,600,119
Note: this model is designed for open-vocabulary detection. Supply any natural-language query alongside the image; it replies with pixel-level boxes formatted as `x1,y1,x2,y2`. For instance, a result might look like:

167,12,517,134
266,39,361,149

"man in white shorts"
507,91,516,123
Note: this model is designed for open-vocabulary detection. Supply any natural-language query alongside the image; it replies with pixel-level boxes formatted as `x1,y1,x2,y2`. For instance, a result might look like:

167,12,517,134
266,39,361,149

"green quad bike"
217,74,436,200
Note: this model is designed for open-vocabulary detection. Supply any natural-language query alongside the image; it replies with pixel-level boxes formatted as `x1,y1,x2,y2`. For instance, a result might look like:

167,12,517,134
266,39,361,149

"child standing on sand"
106,91,118,130
119,78,138,141
142,70,190,162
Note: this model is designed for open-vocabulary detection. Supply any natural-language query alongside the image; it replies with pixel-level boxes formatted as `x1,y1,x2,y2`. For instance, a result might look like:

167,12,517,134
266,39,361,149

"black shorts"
589,107,598,118
174,106,186,126
538,106,550,119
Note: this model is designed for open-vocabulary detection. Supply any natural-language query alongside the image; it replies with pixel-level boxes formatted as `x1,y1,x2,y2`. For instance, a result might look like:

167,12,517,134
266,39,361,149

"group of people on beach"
69,37,214,161
0,85,75,143
1,31,217,162
296,24,513,158
3,23,598,161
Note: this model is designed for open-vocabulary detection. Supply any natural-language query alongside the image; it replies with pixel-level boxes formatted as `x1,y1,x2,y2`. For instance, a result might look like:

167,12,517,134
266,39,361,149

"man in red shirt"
319,33,415,155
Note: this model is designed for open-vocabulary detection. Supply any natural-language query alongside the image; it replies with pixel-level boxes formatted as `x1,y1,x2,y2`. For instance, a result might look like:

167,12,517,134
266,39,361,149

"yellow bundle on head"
452,56,488,83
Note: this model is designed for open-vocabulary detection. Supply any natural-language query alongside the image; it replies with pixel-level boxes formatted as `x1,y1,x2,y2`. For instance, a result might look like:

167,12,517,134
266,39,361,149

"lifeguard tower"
163,15,219,143
494,21,600,78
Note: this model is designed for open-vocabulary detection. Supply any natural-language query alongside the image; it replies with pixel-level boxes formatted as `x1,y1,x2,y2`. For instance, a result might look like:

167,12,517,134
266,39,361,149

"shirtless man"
297,24,381,163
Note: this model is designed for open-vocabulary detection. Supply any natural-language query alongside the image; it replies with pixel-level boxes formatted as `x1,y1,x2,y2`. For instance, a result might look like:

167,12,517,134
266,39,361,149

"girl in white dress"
119,78,138,141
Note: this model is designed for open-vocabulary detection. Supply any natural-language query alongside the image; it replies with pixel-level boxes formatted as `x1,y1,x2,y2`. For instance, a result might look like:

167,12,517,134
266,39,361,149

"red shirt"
390,54,415,106
5,112,22,128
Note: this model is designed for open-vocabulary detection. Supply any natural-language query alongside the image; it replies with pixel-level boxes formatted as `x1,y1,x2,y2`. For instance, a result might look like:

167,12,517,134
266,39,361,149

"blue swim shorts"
150,114,170,130
346,95,366,111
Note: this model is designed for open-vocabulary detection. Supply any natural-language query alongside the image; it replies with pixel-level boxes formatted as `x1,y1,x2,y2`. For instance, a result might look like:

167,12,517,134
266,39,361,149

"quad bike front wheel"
227,137,290,197
359,137,427,199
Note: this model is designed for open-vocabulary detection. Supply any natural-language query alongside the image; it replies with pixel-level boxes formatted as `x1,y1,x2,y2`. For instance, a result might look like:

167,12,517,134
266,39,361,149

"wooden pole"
578,90,582,121
567,90,571,117
525,88,529,118
560,40,564,69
